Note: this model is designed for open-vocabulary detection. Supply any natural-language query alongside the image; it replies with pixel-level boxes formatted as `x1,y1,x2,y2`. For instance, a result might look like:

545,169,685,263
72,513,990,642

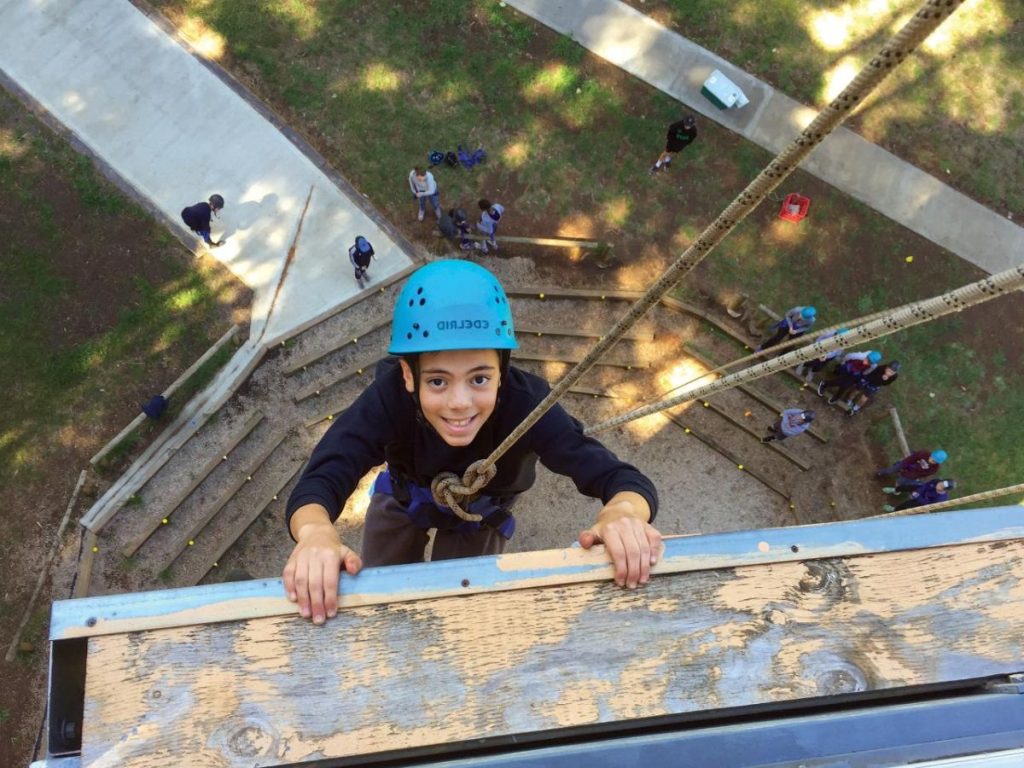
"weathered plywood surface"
82,540,1024,767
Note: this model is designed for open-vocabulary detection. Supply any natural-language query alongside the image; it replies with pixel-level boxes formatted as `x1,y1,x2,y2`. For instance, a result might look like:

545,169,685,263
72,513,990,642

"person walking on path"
348,235,375,287
761,409,815,443
794,328,847,383
817,350,881,404
408,167,441,222
181,193,225,247
847,360,900,416
876,448,947,490
650,115,697,175
757,305,817,351
476,198,504,253
282,260,662,625
882,478,955,513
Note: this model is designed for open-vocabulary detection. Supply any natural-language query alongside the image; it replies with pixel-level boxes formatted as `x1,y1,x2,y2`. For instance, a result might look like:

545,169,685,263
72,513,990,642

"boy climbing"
283,260,663,624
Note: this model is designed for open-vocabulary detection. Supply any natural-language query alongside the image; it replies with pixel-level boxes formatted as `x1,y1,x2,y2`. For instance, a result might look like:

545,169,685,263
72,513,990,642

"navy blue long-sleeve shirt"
286,358,658,533
181,201,213,231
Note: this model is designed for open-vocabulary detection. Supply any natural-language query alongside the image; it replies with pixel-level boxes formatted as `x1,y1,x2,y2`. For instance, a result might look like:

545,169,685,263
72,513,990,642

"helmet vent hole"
406,332,412,340
501,320,507,326
419,298,426,306
413,323,420,330
423,331,430,338
417,287,424,295
408,299,414,307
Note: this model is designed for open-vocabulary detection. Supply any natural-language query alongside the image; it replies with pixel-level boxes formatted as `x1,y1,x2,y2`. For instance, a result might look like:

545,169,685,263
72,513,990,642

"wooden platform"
48,507,1024,767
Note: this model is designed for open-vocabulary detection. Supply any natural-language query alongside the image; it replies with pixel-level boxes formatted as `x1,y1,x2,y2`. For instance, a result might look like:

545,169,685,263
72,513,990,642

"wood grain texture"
81,540,1024,767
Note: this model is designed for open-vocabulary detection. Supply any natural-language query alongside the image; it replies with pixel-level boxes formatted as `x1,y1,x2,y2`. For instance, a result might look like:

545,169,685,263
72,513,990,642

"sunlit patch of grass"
178,15,226,59
269,0,322,40
601,197,631,228
362,63,404,93
557,212,596,239
501,140,530,169
524,63,577,100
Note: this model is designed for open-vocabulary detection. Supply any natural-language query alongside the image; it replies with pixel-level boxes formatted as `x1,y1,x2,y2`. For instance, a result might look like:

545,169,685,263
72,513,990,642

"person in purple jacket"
882,478,955,513
282,260,663,625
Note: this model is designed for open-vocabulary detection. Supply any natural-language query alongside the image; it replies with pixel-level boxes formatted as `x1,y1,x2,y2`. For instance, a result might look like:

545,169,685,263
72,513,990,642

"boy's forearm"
289,503,334,540
597,491,652,524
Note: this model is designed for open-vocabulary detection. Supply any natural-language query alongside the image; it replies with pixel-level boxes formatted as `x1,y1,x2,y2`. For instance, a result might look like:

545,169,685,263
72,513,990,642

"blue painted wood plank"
51,506,1024,640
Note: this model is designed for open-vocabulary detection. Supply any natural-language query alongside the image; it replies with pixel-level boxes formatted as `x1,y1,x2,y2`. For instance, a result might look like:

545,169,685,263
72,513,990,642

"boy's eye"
472,375,490,386
426,377,445,388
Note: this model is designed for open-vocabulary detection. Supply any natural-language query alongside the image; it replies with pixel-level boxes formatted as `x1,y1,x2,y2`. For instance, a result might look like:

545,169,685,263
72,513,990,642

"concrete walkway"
507,0,1022,274
0,0,415,344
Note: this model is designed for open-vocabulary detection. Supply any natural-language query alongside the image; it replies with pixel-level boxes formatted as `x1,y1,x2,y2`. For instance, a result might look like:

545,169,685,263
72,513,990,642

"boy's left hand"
579,492,663,589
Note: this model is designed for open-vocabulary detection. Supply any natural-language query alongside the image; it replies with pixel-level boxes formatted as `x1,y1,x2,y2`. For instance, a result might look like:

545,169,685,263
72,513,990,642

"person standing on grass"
882,478,955,513
476,198,504,253
794,328,848,383
761,409,815,443
876,448,947,489
757,305,817,351
408,167,441,222
846,360,900,416
817,350,881,405
181,193,224,247
650,114,697,175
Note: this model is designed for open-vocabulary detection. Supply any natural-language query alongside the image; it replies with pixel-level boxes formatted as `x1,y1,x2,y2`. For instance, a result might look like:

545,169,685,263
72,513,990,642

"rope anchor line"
431,0,968,511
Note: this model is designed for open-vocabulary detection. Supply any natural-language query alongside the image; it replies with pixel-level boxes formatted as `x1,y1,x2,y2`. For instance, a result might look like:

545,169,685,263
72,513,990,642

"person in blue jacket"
180,193,224,246
283,260,663,624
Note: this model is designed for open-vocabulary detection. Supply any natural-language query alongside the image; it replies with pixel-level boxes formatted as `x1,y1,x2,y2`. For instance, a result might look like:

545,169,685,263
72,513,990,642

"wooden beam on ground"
512,351,648,370
464,234,604,249
515,325,655,342
151,432,289,575
120,412,264,558
194,462,304,585
73,514,1024,765
293,354,384,404
507,287,643,302
282,318,391,376
90,325,240,465
889,406,912,456
682,344,828,444
663,413,790,501
697,399,811,471
73,529,98,599
81,340,268,533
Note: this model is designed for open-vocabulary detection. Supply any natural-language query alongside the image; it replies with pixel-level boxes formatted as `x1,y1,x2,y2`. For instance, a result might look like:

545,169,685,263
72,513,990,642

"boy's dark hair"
413,166,426,176
209,194,225,210
478,199,492,211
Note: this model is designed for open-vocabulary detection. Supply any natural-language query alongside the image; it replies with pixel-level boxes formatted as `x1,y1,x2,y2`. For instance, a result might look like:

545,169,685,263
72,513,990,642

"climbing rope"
867,483,1024,518
585,264,1024,434
433,0,966,515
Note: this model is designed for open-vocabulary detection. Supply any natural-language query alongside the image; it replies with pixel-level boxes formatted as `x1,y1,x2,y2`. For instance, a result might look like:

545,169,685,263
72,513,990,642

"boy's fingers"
323,558,340,619
293,562,311,618
282,558,297,601
308,565,326,625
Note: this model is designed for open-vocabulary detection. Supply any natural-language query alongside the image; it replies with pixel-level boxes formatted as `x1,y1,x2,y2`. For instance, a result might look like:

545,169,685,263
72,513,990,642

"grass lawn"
622,0,1024,217
153,0,1022,505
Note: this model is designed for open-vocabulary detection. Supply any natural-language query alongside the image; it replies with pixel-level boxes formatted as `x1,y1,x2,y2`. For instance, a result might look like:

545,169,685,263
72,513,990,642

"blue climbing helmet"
931,449,948,464
867,351,882,364
389,260,517,354
801,306,817,319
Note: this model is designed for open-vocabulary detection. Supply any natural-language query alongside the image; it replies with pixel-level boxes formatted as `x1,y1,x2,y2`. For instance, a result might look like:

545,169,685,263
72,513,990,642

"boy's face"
400,349,501,447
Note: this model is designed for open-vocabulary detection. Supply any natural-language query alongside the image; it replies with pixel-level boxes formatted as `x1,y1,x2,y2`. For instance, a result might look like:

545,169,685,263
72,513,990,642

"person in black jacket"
650,115,697,175
284,260,663,624
180,193,224,246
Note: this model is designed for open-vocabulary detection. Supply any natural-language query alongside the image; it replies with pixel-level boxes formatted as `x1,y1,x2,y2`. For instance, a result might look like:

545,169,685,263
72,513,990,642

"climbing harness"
431,0,968,512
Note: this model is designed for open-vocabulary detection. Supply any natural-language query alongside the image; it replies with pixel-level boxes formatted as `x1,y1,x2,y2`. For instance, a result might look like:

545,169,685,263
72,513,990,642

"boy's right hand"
282,521,362,625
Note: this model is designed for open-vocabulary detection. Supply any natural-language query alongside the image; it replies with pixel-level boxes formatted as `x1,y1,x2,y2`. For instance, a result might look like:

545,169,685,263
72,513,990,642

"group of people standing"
408,167,505,253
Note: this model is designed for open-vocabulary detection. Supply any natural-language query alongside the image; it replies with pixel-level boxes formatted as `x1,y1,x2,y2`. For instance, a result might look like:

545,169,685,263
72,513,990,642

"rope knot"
430,460,498,522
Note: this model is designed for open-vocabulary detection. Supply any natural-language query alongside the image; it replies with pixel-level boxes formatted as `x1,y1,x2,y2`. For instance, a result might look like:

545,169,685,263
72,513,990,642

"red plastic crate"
779,193,810,222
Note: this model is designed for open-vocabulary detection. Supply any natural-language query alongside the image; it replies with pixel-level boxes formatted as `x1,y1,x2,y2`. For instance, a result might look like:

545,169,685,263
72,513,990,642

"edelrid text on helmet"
389,260,517,354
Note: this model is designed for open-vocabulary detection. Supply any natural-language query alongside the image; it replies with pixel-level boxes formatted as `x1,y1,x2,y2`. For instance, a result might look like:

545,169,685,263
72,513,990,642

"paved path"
507,0,1022,274
0,0,415,344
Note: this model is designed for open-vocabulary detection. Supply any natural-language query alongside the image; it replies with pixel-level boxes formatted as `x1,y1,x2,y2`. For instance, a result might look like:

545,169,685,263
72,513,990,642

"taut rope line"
585,265,1024,435
433,0,967,517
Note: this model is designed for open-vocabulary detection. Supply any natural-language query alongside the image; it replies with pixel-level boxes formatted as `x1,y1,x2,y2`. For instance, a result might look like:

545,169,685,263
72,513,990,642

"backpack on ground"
445,151,459,168
457,145,487,169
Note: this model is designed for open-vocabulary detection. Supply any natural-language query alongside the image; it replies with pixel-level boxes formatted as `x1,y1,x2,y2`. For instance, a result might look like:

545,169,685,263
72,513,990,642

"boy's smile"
400,349,501,446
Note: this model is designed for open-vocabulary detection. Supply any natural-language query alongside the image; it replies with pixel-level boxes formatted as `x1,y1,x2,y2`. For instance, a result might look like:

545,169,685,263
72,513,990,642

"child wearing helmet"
876,448,947,489
476,199,504,252
882,478,955,513
283,260,662,624
756,305,817,352
846,360,900,416
348,236,375,287
180,194,225,247
794,328,848,383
